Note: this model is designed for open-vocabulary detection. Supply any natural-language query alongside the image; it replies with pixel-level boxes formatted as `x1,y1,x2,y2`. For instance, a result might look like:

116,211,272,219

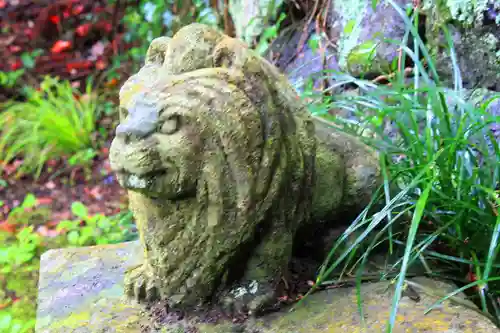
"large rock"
413,0,499,91
270,0,500,93
426,20,500,91
35,241,500,333
328,0,412,76
269,0,413,86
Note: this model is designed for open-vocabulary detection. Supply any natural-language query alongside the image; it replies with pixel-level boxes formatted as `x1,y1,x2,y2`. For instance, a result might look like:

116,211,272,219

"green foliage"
255,12,287,55
57,202,137,246
346,40,378,73
0,196,56,333
112,0,220,75
0,76,102,178
5,194,50,229
0,226,41,275
0,310,36,333
0,70,25,89
300,0,500,330
0,193,137,333
20,50,44,70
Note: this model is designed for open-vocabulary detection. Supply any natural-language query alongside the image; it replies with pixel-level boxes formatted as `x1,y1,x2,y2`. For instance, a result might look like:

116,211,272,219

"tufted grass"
296,0,500,331
0,76,101,179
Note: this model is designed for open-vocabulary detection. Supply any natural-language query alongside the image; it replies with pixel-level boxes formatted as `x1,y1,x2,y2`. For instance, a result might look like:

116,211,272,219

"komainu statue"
109,23,381,316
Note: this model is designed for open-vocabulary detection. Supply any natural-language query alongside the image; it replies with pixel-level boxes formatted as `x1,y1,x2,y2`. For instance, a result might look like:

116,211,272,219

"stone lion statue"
109,23,381,316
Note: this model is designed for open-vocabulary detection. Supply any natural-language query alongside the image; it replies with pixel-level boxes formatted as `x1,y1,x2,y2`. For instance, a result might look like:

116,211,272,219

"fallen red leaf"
75,23,91,37
51,40,72,54
95,21,112,33
83,186,103,200
10,60,22,71
36,197,53,206
52,211,72,222
105,78,118,88
72,4,85,15
95,59,107,70
49,15,60,24
47,159,58,167
90,187,103,200
62,9,71,19
24,28,33,39
46,221,60,228
0,221,17,234
3,160,23,175
102,160,112,172
37,226,62,238
94,6,106,14
66,60,92,72
9,45,22,53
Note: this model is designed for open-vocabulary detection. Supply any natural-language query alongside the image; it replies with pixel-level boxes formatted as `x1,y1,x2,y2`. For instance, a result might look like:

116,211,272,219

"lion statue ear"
145,36,171,66
211,37,251,70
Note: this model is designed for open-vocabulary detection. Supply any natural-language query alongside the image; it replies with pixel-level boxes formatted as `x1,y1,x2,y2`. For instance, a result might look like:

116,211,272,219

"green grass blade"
387,176,434,332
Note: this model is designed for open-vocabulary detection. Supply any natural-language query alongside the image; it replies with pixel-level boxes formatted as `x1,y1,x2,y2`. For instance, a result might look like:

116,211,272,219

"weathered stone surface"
267,22,341,93
107,23,381,314
328,0,412,76
35,241,500,333
332,0,500,91
35,241,147,333
268,0,413,88
427,22,500,91
270,0,500,94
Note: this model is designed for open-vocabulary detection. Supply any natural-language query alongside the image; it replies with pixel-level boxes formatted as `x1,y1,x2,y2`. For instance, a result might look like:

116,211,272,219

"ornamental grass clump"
299,0,500,330
0,76,101,178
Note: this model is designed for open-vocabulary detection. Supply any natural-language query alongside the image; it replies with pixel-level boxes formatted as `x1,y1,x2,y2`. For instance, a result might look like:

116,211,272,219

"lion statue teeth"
108,23,381,316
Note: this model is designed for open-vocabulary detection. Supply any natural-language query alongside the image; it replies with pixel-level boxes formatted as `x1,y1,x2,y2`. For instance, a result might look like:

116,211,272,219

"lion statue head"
109,23,318,312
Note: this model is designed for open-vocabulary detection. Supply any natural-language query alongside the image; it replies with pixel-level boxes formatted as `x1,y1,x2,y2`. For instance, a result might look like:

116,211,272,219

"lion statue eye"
160,115,181,134
119,107,129,120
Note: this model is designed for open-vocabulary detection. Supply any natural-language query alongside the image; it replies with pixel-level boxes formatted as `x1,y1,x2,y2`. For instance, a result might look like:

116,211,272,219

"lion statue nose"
115,122,152,143
115,99,160,142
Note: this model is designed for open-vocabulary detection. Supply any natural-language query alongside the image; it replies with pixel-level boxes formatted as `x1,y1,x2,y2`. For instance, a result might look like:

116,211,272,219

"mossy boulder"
35,241,500,333
270,0,500,92
426,24,500,91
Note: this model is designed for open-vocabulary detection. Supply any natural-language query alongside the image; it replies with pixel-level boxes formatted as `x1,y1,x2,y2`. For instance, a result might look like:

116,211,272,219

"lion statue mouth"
115,169,167,192
113,164,194,200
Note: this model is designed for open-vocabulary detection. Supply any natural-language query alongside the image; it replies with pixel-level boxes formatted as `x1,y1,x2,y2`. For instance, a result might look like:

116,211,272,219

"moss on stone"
422,0,495,26
107,23,381,314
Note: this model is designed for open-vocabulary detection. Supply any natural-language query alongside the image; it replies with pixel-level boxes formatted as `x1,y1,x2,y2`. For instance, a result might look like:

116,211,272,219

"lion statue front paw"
124,264,160,303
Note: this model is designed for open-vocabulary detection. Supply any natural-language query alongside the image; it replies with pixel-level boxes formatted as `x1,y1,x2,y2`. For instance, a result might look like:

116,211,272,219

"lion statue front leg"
124,262,160,303
219,228,293,316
